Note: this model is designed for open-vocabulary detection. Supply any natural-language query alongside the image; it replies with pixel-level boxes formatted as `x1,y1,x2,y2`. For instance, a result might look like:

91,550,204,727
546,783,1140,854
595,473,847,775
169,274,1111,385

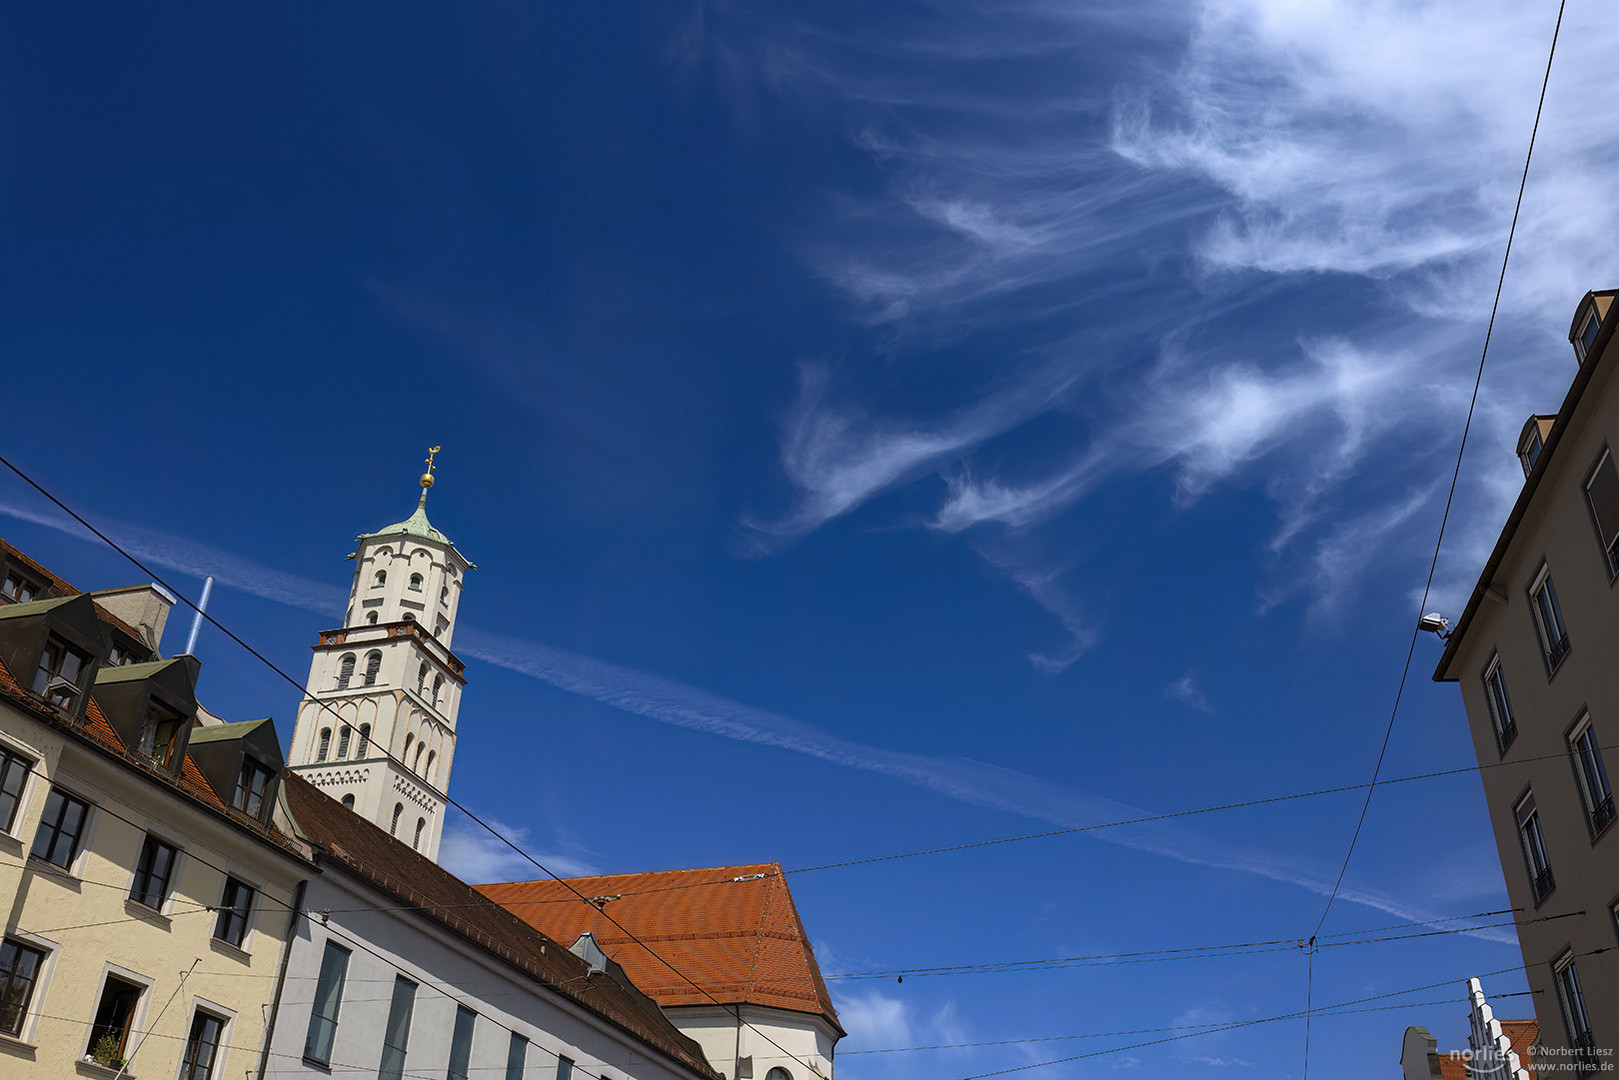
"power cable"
1301,1,1568,1074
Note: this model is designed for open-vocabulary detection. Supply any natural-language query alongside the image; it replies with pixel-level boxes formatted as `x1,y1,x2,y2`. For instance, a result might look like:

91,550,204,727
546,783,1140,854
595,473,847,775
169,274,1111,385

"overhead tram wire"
0,453,826,1080
1301,1,1569,1075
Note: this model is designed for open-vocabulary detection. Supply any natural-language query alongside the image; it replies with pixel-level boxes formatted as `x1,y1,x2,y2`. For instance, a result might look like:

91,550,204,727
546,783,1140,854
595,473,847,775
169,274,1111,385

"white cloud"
1164,671,1213,715
438,811,601,884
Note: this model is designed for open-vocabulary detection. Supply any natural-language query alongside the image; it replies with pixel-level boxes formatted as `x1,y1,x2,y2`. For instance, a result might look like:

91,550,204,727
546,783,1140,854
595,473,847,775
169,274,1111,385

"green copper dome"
356,491,475,568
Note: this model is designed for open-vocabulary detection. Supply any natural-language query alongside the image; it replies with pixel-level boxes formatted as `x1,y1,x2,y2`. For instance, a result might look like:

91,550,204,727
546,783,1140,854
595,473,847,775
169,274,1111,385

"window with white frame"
129,833,179,910
180,1007,227,1080
363,651,382,687
1516,792,1555,903
0,936,46,1037
86,972,146,1068
29,786,90,870
1482,655,1517,752
0,744,33,834
336,724,351,759
303,941,349,1066
1586,448,1619,576
377,975,416,1080
1528,564,1570,672
33,636,91,710
1577,307,1603,361
1553,951,1596,1065
213,876,255,948
1569,714,1615,837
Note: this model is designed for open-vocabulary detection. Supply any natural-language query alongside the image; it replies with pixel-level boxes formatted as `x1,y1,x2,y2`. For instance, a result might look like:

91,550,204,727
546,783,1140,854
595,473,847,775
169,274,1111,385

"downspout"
255,877,308,1080
733,1004,743,1080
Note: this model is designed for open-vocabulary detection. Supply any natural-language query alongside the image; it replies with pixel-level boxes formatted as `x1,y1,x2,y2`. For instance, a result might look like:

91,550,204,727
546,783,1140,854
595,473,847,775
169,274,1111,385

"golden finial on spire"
421,445,442,490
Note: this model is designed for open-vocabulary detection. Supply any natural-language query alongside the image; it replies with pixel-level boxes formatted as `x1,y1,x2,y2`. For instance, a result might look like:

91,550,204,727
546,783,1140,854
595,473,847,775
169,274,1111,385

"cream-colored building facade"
0,544,312,1078
1437,289,1619,1062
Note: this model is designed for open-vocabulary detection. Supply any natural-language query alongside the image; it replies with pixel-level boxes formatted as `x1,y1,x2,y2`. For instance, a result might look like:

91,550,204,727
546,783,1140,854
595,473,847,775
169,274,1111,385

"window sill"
25,856,82,889
0,831,23,856
0,1032,37,1060
301,1056,335,1074
77,1059,132,1078
209,936,252,965
124,898,171,927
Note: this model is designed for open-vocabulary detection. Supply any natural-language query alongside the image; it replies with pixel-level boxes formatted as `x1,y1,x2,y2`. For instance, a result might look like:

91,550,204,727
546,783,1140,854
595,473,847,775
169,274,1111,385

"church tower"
286,449,474,862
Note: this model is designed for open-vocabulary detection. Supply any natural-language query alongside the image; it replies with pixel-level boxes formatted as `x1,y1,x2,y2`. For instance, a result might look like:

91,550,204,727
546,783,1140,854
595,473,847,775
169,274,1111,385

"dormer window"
1,571,40,604
235,758,273,818
1577,307,1602,361
34,637,90,709
140,700,186,768
1520,426,1544,477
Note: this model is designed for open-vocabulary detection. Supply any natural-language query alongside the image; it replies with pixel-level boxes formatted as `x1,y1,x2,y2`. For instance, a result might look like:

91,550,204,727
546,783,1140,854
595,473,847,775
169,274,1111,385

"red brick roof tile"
477,865,841,1033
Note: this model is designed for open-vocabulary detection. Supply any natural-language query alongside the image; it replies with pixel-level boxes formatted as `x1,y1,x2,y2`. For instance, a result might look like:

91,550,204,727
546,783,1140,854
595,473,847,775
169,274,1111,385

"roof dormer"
188,717,285,824
0,594,109,722
92,655,201,774
1569,290,1616,365
1517,414,1556,478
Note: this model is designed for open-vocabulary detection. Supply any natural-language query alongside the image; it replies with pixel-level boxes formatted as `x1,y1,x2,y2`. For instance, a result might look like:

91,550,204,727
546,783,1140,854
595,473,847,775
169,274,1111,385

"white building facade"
285,465,473,863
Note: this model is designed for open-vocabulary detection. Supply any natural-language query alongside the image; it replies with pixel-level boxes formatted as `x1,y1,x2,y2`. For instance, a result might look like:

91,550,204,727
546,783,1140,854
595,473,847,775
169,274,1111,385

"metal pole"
183,576,215,656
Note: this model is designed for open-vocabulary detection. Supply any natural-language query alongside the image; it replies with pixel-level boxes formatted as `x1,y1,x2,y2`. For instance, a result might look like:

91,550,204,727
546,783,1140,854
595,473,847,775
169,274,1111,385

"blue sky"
4,2,1617,1076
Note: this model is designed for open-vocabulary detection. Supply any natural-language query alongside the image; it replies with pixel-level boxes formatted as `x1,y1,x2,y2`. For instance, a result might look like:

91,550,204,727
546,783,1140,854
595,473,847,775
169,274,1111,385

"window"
414,744,425,773
364,651,382,687
391,803,403,836
1,571,39,603
432,676,443,707
409,573,423,591
142,700,186,768
317,728,332,762
413,818,425,850
1520,424,1545,477
235,759,272,818
1529,566,1570,672
417,662,428,694
33,636,90,709
1577,307,1603,360
303,941,349,1066
1481,656,1518,752
338,654,356,689
0,937,45,1037
440,586,449,606
357,723,371,756
180,1010,225,1080
341,793,355,810
1570,716,1615,837
130,834,179,909
0,746,33,833
766,1070,793,1080
557,1056,574,1080
506,1033,528,1080
434,617,449,639
1585,448,1619,575
367,612,378,625
377,975,416,1080
1516,793,1555,903
403,612,416,622
374,570,387,588
30,786,89,869
88,975,143,1066
448,1006,476,1080
403,733,414,762
1553,952,1596,1067
337,725,352,759
214,877,255,947
425,751,436,783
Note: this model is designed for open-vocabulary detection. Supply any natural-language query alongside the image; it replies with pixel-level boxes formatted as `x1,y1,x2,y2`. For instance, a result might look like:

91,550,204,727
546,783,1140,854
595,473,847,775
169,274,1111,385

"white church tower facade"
286,449,474,862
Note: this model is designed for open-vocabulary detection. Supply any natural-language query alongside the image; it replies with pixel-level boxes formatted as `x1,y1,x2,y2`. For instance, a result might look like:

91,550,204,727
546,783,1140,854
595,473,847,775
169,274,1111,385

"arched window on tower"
413,817,425,850
432,675,444,708
440,586,449,606
341,793,356,810
409,573,422,591
337,725,352,759
363,651,382,686
417,663,428,694
425,751,436,783
373,570,386,588
337,653,356,690
357,723,371,756
414,743,425,773
403,733,414,765
402,612,416,623
317,728,331,762
765,1070,793,1080
366,612,378,625
390,803,402,835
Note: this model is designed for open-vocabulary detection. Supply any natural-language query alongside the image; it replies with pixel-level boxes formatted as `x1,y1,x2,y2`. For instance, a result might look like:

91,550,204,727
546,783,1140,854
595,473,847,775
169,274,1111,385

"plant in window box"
90,1033,124,1068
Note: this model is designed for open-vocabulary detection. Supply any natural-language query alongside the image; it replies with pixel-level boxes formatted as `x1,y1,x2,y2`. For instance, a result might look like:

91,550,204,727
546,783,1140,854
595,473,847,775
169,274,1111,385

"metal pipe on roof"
183,576,214,656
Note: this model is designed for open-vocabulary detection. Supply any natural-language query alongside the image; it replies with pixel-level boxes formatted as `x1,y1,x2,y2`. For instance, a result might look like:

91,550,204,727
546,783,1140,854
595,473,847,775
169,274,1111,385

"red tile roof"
0,539,151,649
476,864,842,1032
281,775,719,1079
